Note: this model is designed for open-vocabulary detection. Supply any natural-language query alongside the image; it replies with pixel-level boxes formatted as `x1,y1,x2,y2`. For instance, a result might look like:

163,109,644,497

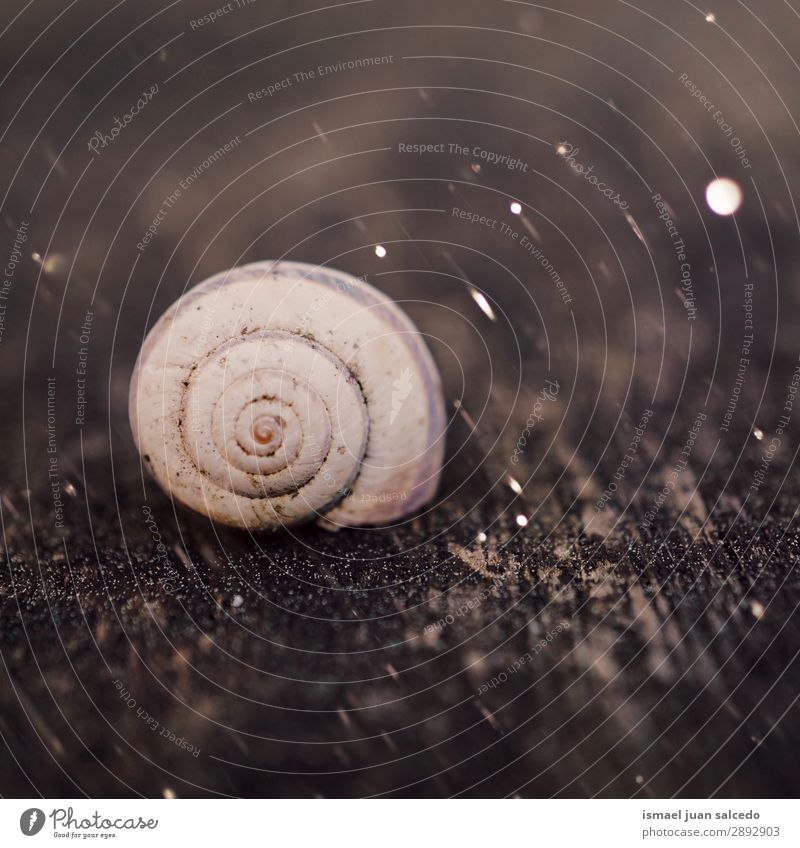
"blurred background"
1,0,799,797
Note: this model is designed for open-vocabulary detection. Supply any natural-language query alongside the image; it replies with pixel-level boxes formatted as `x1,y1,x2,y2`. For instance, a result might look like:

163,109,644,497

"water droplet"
469,287,496,321
43,253,66,274
507,475,523,495
624,211,647,245
750,600,765,619
374,245,387,258
477,531,487,543
516,514,528,527
311,120,328,144
753,427,764,441
705,12,716,23
706,177,742,215
232,594,244,608
510,201,522,215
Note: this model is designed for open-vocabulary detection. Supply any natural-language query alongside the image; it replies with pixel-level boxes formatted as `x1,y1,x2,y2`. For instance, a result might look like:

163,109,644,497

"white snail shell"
129,261,446,530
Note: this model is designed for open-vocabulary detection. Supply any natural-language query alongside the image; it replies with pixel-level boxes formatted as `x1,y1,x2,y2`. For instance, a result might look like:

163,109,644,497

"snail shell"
129,261,446,529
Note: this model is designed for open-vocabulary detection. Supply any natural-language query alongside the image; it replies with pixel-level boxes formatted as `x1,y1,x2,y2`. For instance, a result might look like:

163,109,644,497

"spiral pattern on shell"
129,261,446,529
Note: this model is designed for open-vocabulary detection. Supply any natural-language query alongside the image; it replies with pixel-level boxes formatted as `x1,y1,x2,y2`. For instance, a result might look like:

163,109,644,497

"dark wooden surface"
1,0,799,798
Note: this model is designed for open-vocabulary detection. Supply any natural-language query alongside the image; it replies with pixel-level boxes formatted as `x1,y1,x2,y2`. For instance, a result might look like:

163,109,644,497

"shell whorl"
129,261,446,529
